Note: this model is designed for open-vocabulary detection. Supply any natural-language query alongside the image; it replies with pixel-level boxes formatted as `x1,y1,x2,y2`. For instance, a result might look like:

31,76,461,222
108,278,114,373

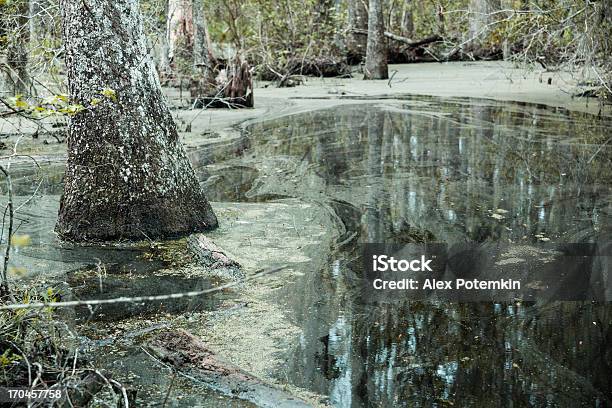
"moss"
139,238,194,267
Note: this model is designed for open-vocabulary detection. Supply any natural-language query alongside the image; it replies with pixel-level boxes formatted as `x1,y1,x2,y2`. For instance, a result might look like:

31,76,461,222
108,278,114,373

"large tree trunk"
363,0,388,79
346,0,368,63
57,0,218,241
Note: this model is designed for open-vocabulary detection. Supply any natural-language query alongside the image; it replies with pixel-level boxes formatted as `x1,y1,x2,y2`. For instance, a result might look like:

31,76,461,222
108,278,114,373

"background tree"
467,0,501,54
0,0,32,96
190,0,216,103
399,0,414,39
166,0,194,71
192,0,213,79
56,0,218,241
346,0,368,63
363,0,388,79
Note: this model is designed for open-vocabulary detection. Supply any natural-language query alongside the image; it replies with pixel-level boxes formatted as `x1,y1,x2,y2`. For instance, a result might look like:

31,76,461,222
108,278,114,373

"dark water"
208,97,612,407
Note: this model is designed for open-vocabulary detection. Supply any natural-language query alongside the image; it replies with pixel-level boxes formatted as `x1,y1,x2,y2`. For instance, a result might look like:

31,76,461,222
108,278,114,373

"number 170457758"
0,387,63,402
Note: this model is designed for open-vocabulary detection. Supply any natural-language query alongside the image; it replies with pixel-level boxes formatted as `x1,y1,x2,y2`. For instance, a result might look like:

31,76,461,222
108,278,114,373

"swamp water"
3,96,611,407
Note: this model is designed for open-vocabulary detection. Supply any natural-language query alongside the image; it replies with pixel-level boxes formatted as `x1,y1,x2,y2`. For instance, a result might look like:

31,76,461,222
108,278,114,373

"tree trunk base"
56,194,218,242
191,57,253,108
57,0,219,243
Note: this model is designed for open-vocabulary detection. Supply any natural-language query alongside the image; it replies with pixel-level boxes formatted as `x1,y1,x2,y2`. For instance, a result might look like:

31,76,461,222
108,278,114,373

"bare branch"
0,265,288,310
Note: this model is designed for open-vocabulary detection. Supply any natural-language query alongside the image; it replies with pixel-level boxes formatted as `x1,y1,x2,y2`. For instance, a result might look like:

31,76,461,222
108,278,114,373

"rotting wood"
223,57,254,108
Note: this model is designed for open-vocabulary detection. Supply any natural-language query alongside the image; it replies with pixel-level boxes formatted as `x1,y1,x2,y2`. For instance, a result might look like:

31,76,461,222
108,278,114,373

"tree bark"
192,0,212,79
158,0,172,81
57,0,218,241
363,0,388,80
224,57,254,108
346,0,368,63
400,2,414,38
190,0,216,103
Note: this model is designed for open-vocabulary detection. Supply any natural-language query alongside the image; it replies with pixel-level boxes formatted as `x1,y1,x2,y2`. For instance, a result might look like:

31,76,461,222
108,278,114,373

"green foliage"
0,349,21,367
0,283,77,391
204,0,346,77
8,94,85,117
6,88,120,119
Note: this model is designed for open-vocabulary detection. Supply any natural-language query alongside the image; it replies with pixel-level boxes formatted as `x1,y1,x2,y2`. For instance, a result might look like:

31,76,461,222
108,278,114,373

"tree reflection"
246,98,611,406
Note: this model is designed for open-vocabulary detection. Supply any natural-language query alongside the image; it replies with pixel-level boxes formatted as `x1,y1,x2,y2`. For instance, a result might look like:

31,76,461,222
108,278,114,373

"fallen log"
257,56,351,85
147,330,311,407
351,29,442,48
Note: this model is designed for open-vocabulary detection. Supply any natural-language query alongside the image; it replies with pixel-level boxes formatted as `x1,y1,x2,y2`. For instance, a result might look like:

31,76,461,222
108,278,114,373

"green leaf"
101,88,117,101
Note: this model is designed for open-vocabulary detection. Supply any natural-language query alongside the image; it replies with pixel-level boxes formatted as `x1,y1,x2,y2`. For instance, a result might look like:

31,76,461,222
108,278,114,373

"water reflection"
244,100,610,244
237,98,611,406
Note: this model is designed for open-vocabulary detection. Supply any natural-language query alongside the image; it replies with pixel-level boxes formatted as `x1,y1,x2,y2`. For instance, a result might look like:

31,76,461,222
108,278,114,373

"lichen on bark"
56,0,218,241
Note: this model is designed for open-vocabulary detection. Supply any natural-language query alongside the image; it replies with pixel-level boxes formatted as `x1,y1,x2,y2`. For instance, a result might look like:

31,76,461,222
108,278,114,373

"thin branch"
0,164,14,294
0,265,288,310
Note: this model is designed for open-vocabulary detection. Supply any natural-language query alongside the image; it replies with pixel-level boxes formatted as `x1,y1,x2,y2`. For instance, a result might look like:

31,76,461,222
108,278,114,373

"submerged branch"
0,265,288,310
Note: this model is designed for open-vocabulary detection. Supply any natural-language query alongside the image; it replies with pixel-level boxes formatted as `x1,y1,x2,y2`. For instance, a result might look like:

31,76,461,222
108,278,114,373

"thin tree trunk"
190,0,215,102
158,0,172,81
468,0,501,45
346,0,368,63
363,0,388,80
167,0,194,68
192,0,212,79
28,0,38,46
57,0,218,241
400,1,414,38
